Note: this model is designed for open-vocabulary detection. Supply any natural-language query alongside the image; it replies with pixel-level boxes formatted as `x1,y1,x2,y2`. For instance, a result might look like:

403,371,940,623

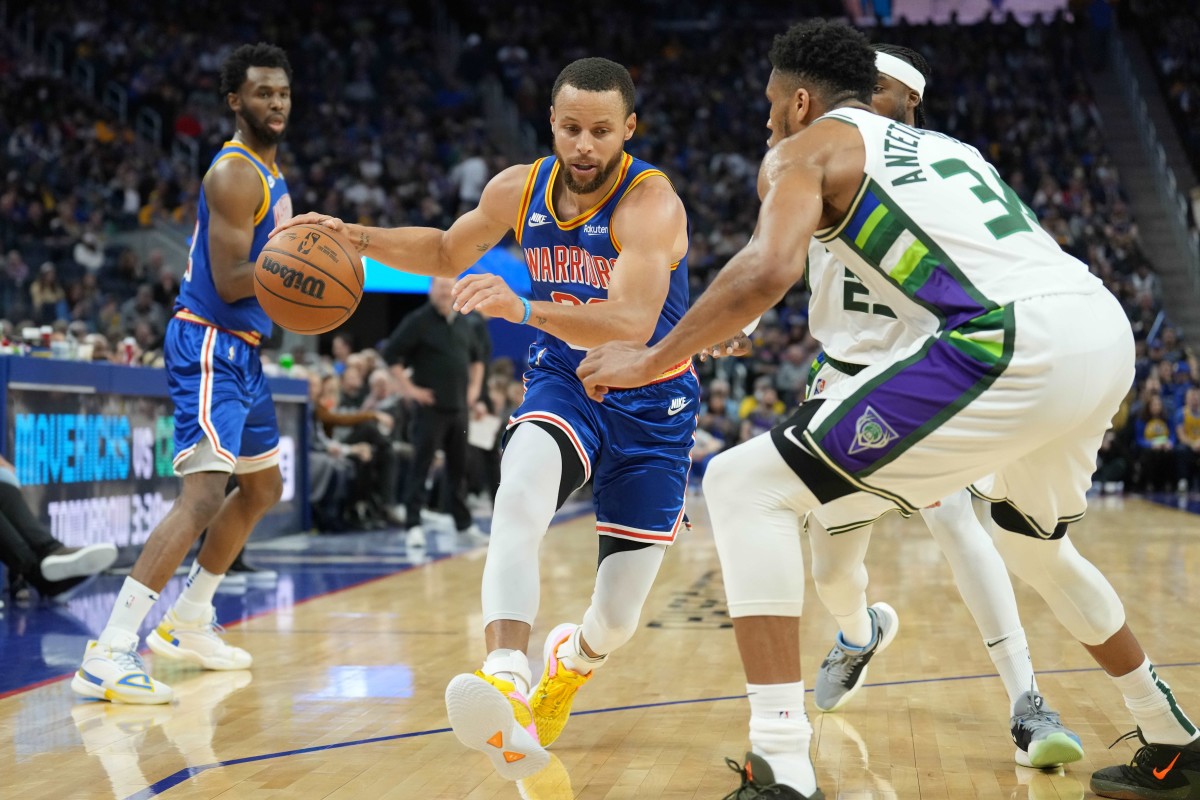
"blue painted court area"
1143,489,1200,516
0,525,470,698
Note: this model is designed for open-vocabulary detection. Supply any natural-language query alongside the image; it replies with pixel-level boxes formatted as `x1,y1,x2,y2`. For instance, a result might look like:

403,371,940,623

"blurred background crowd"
2,0,1198,536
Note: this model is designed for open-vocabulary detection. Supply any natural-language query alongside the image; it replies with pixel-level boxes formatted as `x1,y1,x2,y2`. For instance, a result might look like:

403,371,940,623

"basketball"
254,223,364,334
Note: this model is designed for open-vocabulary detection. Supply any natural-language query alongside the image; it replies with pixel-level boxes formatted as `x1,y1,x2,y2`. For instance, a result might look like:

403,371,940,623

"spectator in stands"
1133,394,1177,491
304,373,360,532
1175,386,1200,492
29,262,68,325
120,284,167,339
0,455,118,600
1094,429,1130,495
1,250,30,319
314,374,398,529
72,231,105,274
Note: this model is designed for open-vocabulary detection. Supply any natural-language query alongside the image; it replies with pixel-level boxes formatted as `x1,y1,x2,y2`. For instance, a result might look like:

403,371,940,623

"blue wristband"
518,297,532,325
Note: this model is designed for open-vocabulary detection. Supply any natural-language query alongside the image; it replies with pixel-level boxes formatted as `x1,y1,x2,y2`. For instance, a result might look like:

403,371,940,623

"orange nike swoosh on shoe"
1153,752,1181,780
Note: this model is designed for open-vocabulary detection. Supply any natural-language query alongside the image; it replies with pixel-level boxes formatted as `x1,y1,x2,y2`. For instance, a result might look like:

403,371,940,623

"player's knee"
492,481,552,543
583,604,639,655
242,470,284,511
810,557,867,593
178,486,225,528
992,528,1125,644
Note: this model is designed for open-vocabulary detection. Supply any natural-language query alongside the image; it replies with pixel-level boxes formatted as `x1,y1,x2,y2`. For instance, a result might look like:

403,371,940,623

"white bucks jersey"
814,108,1101,334
806,240,927,365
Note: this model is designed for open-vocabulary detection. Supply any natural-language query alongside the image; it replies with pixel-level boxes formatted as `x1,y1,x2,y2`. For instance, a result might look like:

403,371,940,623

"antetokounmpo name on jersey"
523,245,614,290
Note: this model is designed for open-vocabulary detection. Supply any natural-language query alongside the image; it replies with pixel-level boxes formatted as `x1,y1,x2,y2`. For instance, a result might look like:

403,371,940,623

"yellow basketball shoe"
146,608,252,670
530,623,593,747
445,670,549,781
71,638,174,705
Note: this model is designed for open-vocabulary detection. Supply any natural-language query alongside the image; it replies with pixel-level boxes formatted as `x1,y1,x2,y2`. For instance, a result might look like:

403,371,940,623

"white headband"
875,51,926,99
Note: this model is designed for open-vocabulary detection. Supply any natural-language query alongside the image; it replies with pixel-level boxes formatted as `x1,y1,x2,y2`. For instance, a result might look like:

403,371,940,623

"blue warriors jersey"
178,141,293,336
515,153,691,383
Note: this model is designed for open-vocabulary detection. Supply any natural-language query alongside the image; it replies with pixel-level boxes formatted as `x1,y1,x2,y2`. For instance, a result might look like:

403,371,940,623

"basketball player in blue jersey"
72,44,294,706
800,44,1084,770
280,57,698,780
581,21,1199,800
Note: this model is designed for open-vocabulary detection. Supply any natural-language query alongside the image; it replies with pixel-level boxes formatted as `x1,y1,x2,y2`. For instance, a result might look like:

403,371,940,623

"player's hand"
697,332,752,362
406,385,436,406
269,212,345,238
577,341,660,402
452,273,524,322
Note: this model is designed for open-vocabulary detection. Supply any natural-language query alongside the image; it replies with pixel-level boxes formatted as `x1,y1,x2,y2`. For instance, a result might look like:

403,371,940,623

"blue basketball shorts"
165,316,280,476
509,365,699,544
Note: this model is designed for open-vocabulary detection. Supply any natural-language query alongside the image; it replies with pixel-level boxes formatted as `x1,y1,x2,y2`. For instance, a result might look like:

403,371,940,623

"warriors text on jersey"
178,141,293,336
514,152,690,381
814,107,1100,337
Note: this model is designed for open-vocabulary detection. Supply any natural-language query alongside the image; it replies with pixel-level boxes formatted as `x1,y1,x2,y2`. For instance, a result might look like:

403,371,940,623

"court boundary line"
124,660,1200,799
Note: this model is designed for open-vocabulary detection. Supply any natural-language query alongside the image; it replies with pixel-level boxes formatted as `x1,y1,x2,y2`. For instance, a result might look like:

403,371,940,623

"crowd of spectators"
1131,0,1200,185
2,2,1196,507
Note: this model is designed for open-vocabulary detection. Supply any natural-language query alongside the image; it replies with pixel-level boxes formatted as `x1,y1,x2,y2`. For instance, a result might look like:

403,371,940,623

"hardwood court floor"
1,494,1198,799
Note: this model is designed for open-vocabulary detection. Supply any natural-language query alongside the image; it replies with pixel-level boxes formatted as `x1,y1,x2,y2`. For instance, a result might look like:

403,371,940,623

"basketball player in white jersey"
579,20,1198,800
801,43,1082,770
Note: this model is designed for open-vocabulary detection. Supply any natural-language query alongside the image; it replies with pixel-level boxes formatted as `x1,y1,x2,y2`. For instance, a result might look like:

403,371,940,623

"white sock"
747,681,818,795
1112,658,1199,745
173,561,223,623
836,608,874,649
98,576,158,649
483,649,532,697
984,629,1036,706
558,626,606,676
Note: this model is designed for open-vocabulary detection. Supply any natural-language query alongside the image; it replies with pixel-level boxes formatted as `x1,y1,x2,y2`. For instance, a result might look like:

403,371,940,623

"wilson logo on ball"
260,254,327,300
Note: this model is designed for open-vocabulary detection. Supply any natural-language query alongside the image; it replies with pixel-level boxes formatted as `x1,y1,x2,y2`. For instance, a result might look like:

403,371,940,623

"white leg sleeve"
580,543,667,656
919,490,1022,640
806,514,873,643
991,528,1126,646
702,433,818,619
480,424,564,627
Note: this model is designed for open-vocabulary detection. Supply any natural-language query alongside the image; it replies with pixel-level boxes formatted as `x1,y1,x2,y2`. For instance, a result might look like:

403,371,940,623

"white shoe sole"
445,673,549,781
146,629,252,670
69,672,173,705
818,602,900,713
41,543,118,581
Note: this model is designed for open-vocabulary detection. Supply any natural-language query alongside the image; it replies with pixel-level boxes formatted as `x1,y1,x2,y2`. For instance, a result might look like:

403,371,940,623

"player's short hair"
220,43,293,96
769,20,876,105
551,57,636,117
873,43,932,127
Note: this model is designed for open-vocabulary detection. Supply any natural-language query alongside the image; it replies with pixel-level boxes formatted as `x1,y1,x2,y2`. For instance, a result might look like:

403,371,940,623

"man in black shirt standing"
383,276,486,547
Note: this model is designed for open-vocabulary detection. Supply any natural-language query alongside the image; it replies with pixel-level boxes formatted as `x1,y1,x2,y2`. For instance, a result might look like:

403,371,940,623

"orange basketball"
254,224,364,334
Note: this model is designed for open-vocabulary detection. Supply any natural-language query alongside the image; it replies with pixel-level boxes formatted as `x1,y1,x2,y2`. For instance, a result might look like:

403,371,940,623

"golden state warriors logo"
848,406,898,454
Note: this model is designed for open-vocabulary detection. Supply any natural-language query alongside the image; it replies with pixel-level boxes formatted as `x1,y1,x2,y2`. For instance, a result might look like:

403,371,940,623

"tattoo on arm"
355,231,370,253
475,242,490,253
535,315,548,326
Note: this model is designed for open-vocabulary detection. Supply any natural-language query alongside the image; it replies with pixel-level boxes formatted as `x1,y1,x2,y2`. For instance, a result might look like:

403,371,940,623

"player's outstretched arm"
270,165,529,278
207,157,269,303
578,145,823,399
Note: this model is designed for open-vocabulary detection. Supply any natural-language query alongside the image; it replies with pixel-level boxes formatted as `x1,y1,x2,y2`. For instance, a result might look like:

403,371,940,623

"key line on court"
120,660,1200,799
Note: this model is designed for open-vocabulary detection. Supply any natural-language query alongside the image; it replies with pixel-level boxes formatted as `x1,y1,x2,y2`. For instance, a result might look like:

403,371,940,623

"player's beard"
554,143,623,195
239,107,287,146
